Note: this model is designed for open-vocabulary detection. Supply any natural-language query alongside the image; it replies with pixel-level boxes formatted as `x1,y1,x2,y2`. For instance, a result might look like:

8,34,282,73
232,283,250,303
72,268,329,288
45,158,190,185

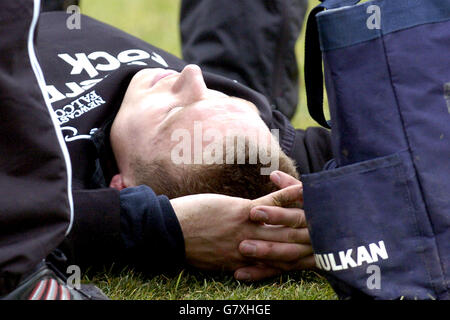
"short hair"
130,138,299,200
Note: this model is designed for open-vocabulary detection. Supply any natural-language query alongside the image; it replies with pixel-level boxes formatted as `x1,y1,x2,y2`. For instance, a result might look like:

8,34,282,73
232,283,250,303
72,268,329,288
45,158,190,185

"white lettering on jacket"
46,49,169,104
314,241,389,271
54,90,105,125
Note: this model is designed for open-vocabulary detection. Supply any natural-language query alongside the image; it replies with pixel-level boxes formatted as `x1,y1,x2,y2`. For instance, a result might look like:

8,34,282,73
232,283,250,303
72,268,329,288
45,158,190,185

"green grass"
86,268,336,300
80,0,337,300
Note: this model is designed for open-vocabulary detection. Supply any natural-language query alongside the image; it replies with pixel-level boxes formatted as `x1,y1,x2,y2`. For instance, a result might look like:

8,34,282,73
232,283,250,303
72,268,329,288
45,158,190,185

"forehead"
163,97,260,130
137,97,273,166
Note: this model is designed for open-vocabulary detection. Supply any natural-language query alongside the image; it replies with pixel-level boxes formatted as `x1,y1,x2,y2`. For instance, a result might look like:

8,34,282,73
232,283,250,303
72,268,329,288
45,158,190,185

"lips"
150,70,178,88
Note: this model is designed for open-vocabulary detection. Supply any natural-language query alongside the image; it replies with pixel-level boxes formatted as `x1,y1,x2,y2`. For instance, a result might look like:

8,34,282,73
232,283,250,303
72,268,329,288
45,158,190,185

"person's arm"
270,108,333,175
119,186,185,273
61,186,186,275
66,180,311,280
170,181,307,273
180,0,308,119
291,127,334,174
61,188,124,270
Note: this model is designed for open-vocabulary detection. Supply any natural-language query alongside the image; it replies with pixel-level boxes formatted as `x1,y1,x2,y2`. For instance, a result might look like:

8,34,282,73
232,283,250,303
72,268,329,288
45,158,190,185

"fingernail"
240,243,257,256
254,210,268,222
235,271,251,281
271,172,280,184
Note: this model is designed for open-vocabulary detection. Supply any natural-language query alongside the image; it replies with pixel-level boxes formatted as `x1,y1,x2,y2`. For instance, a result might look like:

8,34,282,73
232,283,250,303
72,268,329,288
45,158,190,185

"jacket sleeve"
60,188,123,270
269,109,333,175
180,0,308,119
291,127,334,175
60,186,186,274
119,185,186,273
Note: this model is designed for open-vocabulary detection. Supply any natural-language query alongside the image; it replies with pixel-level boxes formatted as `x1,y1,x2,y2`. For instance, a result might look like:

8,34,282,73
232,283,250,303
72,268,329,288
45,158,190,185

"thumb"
270,171,302,189
252,184,302,208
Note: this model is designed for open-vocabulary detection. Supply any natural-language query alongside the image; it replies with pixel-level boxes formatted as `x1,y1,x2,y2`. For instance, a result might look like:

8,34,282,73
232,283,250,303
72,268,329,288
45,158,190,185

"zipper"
27,0,74,235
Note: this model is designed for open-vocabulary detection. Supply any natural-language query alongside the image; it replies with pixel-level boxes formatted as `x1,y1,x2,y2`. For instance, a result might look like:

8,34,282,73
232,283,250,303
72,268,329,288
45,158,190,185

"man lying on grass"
37,11,332,282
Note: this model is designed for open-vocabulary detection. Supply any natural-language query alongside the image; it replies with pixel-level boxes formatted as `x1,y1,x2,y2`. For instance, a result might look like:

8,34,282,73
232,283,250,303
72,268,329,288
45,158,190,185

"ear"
109,174,128,191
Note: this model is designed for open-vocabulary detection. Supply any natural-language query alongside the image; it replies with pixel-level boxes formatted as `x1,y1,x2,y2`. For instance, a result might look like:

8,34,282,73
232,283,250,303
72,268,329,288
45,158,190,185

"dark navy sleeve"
119,185,186,273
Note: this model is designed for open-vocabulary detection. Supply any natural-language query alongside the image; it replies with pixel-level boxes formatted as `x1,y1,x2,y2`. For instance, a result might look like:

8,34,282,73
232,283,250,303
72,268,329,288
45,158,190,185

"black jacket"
36,12,332,273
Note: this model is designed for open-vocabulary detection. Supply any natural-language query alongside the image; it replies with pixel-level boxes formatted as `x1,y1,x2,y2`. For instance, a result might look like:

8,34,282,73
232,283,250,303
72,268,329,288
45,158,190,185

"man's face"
110,64,276,186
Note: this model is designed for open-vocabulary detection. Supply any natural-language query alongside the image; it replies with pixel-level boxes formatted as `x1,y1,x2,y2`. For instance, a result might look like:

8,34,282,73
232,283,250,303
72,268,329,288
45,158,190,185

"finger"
250,206,307,228
251,224,310,244
270,171,302,189
260,254,316,272
234,265,282,282
252,184,302,208
239,240,313,262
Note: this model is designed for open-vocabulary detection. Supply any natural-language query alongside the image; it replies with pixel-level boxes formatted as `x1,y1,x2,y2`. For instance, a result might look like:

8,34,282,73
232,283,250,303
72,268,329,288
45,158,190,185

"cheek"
142,134,175,165
207,89,229,99
133,96,175,128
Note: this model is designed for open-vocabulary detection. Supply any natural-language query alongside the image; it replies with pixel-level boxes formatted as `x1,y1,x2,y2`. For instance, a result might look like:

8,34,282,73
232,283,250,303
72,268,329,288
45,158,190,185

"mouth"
150,70,178,88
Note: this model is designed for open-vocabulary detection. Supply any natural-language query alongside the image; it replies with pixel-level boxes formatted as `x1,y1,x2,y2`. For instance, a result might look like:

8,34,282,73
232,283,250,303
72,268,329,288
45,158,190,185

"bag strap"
304,0,361,129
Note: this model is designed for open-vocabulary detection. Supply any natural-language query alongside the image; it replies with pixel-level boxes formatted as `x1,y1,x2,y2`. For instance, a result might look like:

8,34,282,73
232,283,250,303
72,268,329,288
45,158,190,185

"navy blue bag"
302,0,450,299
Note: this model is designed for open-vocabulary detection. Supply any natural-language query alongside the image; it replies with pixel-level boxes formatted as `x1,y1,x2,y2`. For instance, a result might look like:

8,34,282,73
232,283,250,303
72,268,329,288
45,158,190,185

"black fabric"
0,0,71,295
60,188,123,270
180,0,308,120
292,127,333,175
42,0,79,12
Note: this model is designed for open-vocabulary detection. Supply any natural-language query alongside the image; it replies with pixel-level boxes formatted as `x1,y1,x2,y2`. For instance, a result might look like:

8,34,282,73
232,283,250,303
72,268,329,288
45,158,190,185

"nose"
172,64,208,103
